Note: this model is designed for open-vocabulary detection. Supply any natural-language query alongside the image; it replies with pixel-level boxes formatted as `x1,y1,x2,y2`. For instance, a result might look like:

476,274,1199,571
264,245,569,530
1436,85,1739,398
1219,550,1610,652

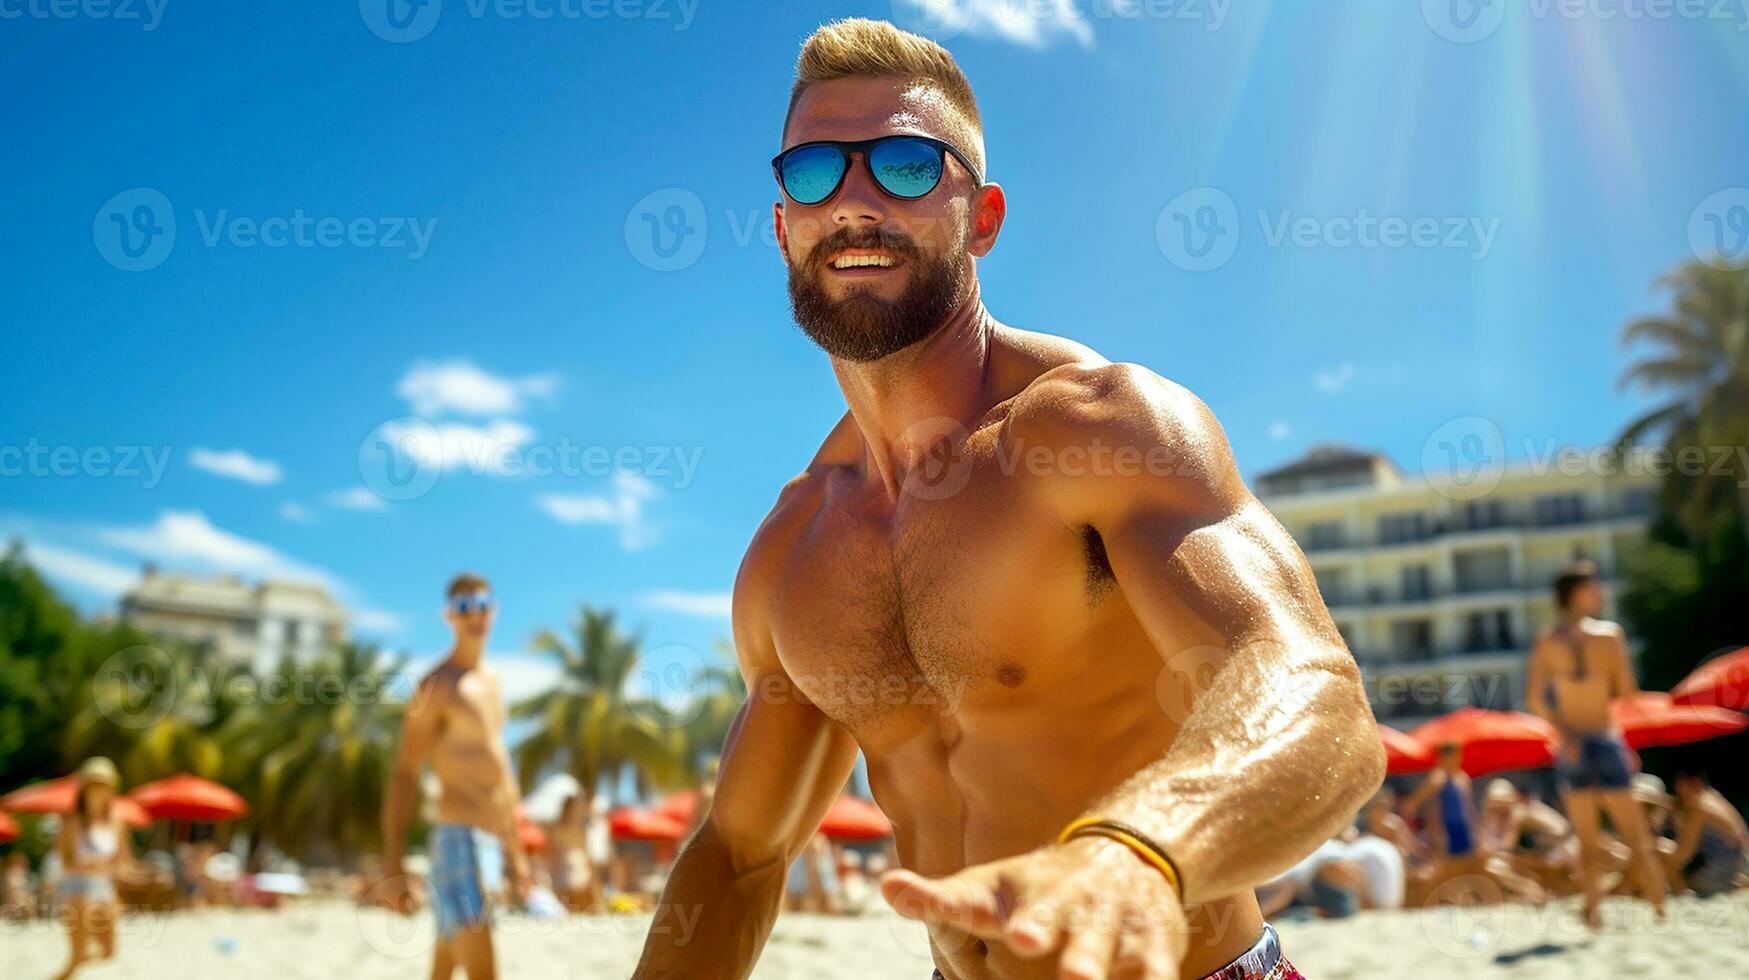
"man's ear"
967,183,1006,258
773,201,791,266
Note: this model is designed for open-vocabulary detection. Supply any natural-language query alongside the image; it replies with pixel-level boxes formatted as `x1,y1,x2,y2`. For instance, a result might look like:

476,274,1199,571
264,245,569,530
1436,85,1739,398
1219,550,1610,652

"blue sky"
3,1,1747,712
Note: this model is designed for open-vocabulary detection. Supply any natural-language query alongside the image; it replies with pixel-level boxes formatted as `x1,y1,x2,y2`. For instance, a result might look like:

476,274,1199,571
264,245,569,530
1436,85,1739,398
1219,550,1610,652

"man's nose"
830,152,887,227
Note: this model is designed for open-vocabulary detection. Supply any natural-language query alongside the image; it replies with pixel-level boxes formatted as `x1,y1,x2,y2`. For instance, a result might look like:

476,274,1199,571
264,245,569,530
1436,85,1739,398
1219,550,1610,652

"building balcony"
1294,507,1649,555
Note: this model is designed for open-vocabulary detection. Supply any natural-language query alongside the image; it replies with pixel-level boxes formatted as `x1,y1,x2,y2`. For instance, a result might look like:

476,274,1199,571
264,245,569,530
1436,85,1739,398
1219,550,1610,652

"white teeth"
832,254,895,269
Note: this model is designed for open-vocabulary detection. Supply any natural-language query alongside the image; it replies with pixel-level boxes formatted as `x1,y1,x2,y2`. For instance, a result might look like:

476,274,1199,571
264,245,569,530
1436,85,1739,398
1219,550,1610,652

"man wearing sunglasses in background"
380,573,528,980
635,18,1382,980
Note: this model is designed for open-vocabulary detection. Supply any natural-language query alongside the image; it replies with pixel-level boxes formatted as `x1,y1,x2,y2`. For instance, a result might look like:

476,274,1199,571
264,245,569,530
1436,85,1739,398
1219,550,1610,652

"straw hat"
76,757,120,788
1631,773,1672,809
1485,779,1520,805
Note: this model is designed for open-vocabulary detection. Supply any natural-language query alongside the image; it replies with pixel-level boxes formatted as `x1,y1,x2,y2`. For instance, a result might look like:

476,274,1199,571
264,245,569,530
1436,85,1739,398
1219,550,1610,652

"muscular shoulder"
731,458,839,671
1003,362,1242,515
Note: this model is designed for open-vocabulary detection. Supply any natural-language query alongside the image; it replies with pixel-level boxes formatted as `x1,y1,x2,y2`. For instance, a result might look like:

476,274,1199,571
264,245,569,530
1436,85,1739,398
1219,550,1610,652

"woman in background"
54,758,135,980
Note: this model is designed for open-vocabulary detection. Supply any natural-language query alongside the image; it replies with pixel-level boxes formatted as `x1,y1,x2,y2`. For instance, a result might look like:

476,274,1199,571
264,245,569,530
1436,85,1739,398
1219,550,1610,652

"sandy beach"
5,893,1747,978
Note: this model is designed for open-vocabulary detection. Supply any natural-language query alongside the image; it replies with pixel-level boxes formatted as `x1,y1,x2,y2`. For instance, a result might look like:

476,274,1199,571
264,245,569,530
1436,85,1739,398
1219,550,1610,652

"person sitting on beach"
1525,560,1668,927
1667,771,1749,897
3,851,35,921
1402,745,1485,899
53,757,139,980
1473,780,1548,904
379,573,530,980
549,794,601,913
1254,825,1405,919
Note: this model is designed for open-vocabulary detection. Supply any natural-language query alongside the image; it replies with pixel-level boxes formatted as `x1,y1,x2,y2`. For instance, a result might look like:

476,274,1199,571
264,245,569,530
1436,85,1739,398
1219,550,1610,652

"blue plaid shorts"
429,824,504,938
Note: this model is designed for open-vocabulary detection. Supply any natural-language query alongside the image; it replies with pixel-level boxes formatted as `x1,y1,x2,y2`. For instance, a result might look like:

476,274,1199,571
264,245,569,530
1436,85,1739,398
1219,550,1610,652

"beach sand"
4,893,1746,978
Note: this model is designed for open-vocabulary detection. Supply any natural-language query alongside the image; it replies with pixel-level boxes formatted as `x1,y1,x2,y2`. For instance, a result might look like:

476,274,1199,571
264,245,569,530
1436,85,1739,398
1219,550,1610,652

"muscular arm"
383,673,447,876
1021,365,1386,905
633,527,859,980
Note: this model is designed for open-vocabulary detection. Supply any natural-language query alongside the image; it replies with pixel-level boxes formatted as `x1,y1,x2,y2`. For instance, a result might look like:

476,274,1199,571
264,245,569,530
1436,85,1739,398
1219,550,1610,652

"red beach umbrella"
1410,708,1558,776
0,810,18,843
1671,647,1749,710
0,776,151,827
1378,723,1437,775
1612,692,1748,749
653,789,702,826
608,807,688,843
129,774,248,822
818,796,892,842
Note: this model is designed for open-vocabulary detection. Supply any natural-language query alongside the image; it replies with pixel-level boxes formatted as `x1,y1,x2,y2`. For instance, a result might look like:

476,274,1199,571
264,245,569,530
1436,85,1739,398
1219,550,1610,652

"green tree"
221,645,406,865
511,607,694,808
1617,260,1749,542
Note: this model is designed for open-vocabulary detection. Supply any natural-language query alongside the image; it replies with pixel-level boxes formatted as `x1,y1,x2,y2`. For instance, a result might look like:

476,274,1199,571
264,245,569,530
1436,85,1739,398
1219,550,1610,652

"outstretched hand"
880,836,1188,980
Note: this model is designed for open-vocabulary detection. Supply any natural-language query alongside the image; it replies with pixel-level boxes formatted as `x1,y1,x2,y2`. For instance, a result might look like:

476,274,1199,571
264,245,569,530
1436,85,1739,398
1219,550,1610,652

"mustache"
804,226,921,267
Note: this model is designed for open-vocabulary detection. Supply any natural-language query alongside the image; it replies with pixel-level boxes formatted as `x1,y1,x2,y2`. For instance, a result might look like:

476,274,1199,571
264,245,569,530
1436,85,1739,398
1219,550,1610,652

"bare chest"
766,462,1115,741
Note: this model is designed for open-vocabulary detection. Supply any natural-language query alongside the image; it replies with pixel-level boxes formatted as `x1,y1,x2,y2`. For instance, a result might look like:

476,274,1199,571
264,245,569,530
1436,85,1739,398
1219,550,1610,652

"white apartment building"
120,566,349,672
1256,446,1659,725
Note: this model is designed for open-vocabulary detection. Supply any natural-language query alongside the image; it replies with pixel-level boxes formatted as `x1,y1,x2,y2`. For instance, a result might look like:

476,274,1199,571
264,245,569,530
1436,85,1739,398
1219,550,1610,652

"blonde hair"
786,18,985,176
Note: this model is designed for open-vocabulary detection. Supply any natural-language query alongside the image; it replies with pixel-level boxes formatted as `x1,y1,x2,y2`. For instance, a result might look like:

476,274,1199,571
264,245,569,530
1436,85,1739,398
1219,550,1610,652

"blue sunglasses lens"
450,594,493,614
868,138,944,199
780,145,848,205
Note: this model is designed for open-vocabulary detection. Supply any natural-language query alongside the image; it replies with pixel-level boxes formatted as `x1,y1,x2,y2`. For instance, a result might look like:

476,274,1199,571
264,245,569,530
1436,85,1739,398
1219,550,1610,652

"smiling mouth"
828,251,899,271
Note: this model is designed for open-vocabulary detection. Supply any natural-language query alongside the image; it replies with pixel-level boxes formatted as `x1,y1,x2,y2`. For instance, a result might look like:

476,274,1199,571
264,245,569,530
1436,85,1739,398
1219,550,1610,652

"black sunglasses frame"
771,136,984,206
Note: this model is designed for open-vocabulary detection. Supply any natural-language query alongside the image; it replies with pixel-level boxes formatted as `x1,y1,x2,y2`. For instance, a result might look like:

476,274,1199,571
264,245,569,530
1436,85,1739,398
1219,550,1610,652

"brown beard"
787,225,968,363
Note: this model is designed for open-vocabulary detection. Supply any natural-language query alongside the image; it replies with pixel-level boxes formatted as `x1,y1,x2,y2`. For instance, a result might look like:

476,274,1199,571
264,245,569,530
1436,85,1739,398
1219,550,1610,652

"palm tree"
220,645,406,865
512,607,703,809
1617,259,1749,542
66,641,228,788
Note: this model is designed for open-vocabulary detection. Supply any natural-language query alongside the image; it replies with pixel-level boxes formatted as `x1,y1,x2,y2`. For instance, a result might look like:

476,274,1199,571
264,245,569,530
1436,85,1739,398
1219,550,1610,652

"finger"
881,869,1005,937
1056,906,1120,980
1139,919,1183,980
1005,893,1069,958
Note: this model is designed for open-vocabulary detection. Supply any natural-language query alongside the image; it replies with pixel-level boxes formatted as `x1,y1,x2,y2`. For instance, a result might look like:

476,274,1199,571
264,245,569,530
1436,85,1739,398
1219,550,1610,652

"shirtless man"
632,19,1384,980
1668,772,1749,896
380,573,528,980
1524,559,1666,927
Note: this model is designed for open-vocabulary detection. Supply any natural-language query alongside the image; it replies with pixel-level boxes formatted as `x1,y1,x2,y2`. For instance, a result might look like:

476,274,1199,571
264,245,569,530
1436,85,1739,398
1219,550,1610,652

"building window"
1621,486,1656,517
1456,499,1507,531
1533,494,1586,527
1307,521,1345,551
1453,548,1513,593
1400,565,1433,601
1391,619,1435,659
1378,512,1430,545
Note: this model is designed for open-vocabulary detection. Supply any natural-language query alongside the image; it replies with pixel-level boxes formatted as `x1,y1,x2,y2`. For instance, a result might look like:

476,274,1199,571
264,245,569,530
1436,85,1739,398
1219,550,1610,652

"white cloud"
279,502,315,524
190,447,283,486
379,418,536,475
1313,363,1358,394
397,359,558,417
1267,421,1293,441
327,486,388,512
21,541,138,596
896,0,1094,49
641,590,732,619
97,510,338,591
537,473,659,551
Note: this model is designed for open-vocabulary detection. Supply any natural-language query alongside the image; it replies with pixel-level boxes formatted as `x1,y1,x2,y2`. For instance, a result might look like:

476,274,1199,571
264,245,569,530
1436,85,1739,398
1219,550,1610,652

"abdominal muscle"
867,721,1263,980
